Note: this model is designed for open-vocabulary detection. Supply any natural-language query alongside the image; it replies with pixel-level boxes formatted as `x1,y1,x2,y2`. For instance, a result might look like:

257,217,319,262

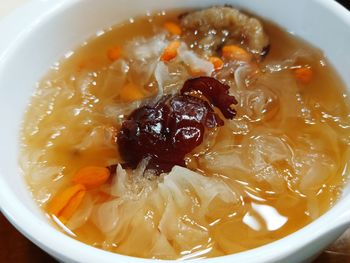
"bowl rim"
1,0,350,262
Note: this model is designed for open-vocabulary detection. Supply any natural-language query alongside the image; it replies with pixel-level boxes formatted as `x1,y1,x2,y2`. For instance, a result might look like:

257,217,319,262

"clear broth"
21,10,350,259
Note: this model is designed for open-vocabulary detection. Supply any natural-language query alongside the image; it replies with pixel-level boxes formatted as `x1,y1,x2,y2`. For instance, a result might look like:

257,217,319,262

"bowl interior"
0,0,350,262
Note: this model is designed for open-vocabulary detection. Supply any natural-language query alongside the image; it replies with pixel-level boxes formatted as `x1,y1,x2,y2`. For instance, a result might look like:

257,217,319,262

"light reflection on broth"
21,8,350,260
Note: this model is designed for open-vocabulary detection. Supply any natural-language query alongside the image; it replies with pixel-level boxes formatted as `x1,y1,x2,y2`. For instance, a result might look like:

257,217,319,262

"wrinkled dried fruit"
59,190,86,224
48,184,86,222
163,22,182,36
107,46,122,61
161,40,181,62
222,45,251,62
72,166,110,189
209,56,224,71
118,77,237,174
294,67,313,84
181,77,238,119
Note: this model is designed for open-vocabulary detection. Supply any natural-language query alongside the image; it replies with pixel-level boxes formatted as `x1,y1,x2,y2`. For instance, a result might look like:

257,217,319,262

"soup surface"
21,7,350,260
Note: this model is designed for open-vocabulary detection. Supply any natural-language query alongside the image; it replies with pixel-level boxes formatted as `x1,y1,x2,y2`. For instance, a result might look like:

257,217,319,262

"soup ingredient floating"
118,77,237,173
21,5,350,261
48,167,111,222
180,6,270,56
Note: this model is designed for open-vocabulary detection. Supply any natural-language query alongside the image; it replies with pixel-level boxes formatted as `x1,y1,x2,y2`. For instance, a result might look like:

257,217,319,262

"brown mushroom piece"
180,6,270,58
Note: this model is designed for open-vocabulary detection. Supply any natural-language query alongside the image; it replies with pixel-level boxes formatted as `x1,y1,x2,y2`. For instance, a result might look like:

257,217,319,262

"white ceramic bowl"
0,0,350,262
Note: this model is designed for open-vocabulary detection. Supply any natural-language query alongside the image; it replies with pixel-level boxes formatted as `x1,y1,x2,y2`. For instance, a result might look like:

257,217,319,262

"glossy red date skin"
182,77,237,119
117,77,237,173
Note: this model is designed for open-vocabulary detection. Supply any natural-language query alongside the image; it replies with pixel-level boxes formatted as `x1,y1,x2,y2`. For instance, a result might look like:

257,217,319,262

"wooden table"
1,0,350,262
0,213,55,262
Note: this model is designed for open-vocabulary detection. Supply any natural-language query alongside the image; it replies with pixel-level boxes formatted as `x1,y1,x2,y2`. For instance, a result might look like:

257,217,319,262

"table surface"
1,0,350,262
